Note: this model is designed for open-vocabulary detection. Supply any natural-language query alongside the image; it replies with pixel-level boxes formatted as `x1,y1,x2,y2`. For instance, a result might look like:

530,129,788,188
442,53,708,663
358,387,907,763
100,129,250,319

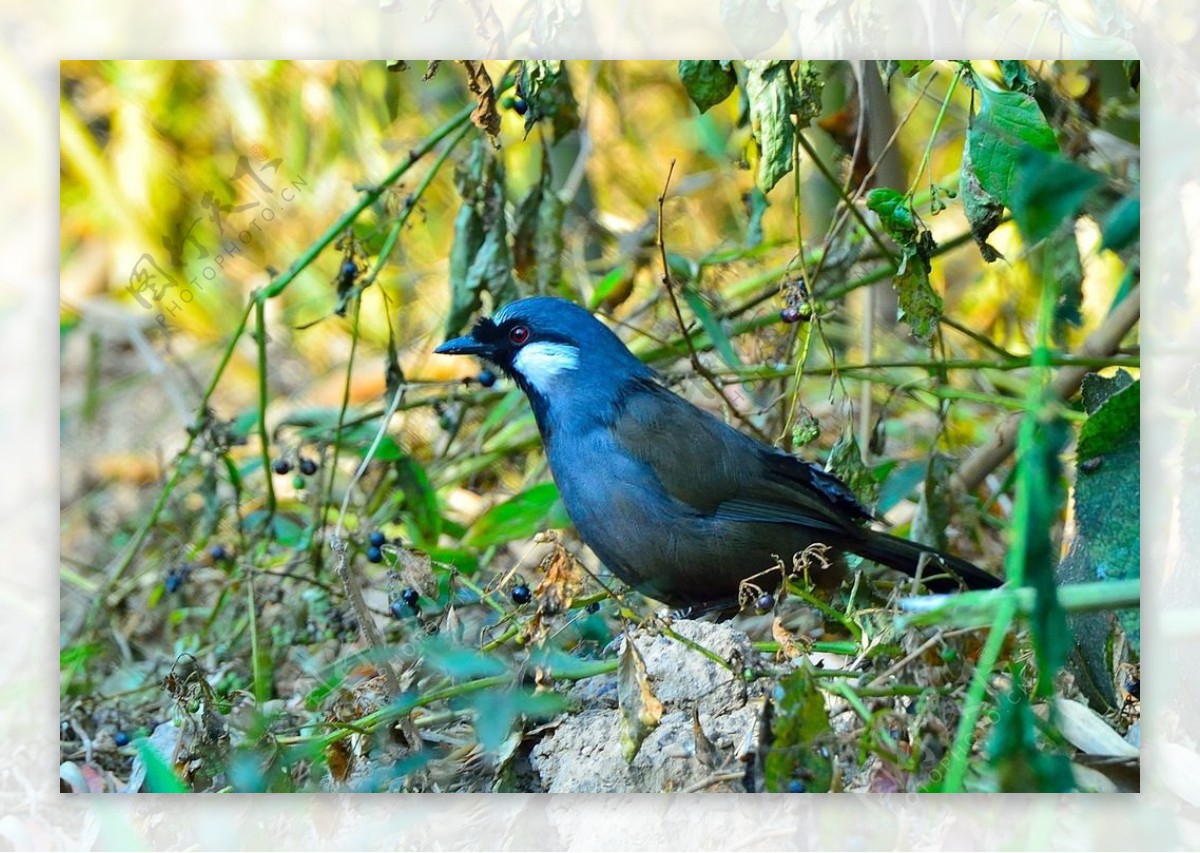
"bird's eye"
508,324,531,346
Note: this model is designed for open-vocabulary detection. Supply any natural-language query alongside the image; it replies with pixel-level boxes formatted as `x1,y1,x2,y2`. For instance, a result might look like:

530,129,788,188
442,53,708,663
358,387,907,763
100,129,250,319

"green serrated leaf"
866,187,918,246
746,60,796,194
463,482,568,548
960,141,1005,262
965,72,1058,210
764,667,834,792
678,60,737,114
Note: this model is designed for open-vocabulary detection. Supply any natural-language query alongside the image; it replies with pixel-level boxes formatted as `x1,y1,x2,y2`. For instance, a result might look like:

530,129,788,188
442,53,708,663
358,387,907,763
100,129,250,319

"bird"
436,296,1001,613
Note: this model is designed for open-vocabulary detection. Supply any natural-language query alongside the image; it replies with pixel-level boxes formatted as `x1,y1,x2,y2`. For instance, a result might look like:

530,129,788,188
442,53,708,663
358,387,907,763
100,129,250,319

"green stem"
938,593,1017,791
796,130,896,265
908,65,963,200
259,101,475,302
254,295,277,525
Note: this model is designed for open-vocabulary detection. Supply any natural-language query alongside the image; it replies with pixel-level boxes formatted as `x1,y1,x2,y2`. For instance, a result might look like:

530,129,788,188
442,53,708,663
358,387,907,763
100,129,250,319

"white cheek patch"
513,342,580,390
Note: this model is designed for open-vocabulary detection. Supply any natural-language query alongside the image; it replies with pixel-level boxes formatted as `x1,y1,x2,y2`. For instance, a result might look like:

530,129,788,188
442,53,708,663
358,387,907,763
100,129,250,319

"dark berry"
513,97,528,115
401,587,420,608
299,456,318,476
341,260,358,277
511,583,532,605
366,545,383,563
755,592,776,613
788,779,806,793
390,600,408,619
164,566,188,593
292,474,307,490
477,369,497,388
1126,678,1140,699
113,730,130,747
272,458,292,475
209,544,229,562
368,530,386,548
586,601,600,614
780,306,802,324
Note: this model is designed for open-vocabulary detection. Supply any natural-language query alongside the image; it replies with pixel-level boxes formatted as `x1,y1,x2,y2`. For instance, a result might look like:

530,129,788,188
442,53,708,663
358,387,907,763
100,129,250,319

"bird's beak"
435,332,490,358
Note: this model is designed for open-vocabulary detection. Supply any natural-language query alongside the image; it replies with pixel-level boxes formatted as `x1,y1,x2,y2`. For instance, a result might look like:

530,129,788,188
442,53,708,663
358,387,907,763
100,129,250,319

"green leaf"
964,72,1058,209
463,482,569,548
987,671,1076,792
396,455,442,544
744,186,769,249
470,688,566,753
827,430,878,507
588,262,635,309
745,60,796,194
896,60,933,77
1009,148,1104,244
1100,195,1140,253
764,667,834,792
998,60,1038,95
682,287,742,369
1033,222,1084,342
359,434,403,461
446,138,515,338
512,149,565,292
960,141,1005,262
866,188,917,244
516,61,580,142
877,460,929,515
136,735,189,793
421,637,507,679
678,60,737,113
893,252,942,346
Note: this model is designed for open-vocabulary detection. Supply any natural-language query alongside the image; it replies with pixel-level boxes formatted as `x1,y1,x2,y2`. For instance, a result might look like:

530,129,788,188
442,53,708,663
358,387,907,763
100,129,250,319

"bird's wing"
611,380,869,534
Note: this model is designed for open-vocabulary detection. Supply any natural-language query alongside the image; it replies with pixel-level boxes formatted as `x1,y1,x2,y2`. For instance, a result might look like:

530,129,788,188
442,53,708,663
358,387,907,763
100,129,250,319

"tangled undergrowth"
60,59,1140,793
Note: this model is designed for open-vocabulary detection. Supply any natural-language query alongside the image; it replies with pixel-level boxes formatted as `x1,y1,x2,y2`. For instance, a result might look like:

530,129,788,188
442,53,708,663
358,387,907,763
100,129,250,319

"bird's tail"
851,530,1001,592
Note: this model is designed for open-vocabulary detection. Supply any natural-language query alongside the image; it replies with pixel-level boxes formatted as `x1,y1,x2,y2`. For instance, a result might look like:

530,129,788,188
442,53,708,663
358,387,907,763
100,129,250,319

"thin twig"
683,771,746,793
656,159,768,440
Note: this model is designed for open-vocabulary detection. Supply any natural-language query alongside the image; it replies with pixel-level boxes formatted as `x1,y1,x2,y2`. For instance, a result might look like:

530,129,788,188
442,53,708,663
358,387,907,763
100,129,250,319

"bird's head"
435,296,653,412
